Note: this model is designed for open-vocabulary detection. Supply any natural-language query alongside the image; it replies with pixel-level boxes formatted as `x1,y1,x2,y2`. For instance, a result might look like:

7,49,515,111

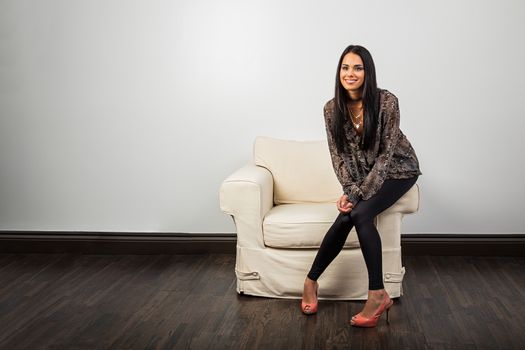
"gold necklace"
349,106,363,130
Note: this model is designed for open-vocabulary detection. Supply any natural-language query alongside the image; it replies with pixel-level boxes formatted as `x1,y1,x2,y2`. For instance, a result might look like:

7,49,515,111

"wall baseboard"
401,233,525,256
0,232,236,254
0,231,524,256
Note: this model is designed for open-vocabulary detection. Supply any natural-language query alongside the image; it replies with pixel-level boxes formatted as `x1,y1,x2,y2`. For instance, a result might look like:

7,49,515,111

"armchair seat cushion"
263,203,360,249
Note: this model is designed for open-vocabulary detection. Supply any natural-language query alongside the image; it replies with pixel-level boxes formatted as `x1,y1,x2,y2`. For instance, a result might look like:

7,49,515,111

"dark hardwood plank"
0,254,524,349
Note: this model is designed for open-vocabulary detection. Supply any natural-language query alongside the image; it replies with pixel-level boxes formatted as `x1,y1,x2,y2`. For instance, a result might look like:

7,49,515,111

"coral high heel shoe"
301,282,319,315
350,292,393,327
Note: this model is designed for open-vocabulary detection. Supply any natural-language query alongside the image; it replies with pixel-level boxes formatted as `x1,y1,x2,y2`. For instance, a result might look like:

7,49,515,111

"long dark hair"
333,45,379,151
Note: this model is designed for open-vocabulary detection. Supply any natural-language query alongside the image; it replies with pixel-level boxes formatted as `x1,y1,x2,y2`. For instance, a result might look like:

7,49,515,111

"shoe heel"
385,299,393,324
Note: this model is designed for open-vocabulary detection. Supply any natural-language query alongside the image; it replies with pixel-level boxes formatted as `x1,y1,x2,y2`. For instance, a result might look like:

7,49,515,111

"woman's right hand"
337,194,353,214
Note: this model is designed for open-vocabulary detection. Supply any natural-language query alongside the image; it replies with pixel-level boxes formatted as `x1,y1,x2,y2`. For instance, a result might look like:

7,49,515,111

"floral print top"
324,89,422,205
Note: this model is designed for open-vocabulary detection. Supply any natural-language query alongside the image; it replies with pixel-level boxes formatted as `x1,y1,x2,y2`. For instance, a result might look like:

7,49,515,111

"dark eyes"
341,65,363,71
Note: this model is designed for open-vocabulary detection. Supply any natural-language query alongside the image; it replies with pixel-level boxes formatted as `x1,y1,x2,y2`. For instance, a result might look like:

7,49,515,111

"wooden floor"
0,254,524,350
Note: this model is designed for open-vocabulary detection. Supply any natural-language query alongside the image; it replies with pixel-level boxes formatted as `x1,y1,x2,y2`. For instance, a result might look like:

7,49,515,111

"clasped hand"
337,194,353,214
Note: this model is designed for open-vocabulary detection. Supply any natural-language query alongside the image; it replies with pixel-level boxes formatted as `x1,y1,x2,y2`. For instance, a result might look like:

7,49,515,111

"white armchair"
220,137,419,300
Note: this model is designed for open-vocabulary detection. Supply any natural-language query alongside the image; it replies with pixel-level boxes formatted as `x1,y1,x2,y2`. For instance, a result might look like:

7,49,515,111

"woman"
301,45,421,327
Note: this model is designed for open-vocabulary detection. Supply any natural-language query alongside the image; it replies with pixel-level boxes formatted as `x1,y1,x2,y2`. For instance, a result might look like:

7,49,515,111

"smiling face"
339,52,365,98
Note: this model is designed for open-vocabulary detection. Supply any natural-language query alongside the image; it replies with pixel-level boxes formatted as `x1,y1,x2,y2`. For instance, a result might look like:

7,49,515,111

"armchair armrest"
376,183,420,248
387,183,420,214
219,163,274,248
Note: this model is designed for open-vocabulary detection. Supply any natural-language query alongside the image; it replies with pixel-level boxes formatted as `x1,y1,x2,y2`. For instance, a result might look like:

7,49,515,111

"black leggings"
307,177,418,290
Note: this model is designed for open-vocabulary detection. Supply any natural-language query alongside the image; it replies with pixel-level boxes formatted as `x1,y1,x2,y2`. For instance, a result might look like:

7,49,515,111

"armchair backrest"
253,137,341,204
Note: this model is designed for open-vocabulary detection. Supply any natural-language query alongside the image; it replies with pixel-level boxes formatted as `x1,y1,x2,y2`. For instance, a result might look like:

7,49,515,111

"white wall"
1,0,524,234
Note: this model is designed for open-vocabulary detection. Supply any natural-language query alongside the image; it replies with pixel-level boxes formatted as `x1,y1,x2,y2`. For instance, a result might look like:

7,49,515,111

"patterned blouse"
324,89,422,205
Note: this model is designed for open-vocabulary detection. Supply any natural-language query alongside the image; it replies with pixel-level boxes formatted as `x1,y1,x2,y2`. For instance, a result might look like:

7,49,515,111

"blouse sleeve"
324,101,363,204
359,92,402,200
